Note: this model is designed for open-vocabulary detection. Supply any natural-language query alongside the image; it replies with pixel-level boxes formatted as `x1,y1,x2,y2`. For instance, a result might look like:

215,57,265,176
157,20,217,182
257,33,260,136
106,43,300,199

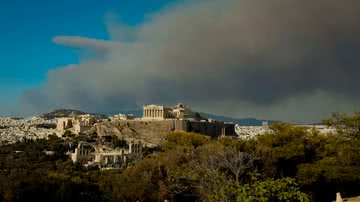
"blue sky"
0,0,179,115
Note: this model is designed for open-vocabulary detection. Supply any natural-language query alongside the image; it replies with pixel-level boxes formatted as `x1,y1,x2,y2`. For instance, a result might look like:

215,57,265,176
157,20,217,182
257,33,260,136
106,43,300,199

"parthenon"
143,103,191,120
143,105,167,120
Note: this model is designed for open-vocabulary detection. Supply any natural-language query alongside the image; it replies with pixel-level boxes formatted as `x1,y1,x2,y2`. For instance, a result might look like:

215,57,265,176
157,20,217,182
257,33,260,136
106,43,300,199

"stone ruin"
56,114,97,136
69,139,143,169
143,103,193,120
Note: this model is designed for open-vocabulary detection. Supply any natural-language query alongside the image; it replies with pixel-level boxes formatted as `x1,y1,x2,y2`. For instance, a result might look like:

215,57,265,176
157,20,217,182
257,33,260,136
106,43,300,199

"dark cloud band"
20,0,360,122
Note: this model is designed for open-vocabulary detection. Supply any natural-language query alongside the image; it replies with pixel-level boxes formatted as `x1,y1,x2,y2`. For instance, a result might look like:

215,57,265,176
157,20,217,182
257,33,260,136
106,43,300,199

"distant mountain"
201,113,275,126
40,109,108,120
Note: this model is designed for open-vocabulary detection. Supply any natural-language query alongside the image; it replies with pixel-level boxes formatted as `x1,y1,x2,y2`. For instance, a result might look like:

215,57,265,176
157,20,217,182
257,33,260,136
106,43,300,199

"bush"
236,178,310,202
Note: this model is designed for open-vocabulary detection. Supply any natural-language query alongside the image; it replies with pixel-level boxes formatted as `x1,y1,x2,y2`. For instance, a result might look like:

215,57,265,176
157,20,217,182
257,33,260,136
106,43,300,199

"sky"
1,0,360,123
0,0,181,114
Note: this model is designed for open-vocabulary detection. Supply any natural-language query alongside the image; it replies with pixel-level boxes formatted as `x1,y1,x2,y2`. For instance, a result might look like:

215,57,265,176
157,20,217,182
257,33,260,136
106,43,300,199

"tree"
257,123,309,177
214,147,257,182
323,112,360,140
195,142,258,182
236,178,310,202
164,132,210,150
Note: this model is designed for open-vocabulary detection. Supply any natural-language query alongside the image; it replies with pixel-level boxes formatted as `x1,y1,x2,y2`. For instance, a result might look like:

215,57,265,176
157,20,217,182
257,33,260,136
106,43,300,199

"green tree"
236,178,309,202
324,112,360,140
257,123,310,177
164,132,210,150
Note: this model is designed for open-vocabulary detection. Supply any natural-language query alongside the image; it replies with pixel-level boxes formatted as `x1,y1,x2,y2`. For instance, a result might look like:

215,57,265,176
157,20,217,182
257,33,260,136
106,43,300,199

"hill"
203,113,274,126
40,109,108,120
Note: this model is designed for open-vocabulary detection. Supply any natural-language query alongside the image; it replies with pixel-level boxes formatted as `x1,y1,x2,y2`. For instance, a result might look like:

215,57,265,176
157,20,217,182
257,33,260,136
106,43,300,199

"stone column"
222,128,226,136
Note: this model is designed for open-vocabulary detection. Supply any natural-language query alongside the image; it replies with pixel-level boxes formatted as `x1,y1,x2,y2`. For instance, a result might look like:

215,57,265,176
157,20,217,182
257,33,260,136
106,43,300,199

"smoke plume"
21,0,360,122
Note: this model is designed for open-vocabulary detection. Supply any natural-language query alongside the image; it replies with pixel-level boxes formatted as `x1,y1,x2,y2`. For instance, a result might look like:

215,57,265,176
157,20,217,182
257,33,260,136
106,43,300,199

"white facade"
111,114,136,121
143,105,167,120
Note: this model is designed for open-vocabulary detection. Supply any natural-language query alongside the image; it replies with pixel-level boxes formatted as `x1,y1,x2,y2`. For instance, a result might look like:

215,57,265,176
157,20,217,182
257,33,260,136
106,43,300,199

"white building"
111,114,136,121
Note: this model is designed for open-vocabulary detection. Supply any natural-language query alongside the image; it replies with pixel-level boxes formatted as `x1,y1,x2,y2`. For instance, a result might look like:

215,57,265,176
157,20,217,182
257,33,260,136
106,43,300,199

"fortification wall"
224,123,236,136
174,120,189,131
186,121,235,137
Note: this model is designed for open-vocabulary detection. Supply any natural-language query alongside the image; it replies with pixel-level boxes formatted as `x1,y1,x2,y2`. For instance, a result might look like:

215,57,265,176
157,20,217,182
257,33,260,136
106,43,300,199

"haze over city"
1,0,360,123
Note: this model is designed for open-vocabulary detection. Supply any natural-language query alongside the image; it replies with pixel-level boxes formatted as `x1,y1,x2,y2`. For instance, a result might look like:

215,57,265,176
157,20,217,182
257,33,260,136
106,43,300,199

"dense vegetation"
0,113,359,201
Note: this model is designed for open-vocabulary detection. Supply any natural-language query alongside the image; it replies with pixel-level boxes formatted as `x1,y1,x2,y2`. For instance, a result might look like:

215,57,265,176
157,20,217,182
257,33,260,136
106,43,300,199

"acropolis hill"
0,103,335,146
56,103,236,146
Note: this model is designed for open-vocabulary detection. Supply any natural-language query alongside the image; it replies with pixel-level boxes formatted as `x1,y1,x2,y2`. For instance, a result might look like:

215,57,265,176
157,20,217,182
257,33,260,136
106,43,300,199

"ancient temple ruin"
140,103,235,137
70,140,143,169
56,114,97,136
143,103,193,120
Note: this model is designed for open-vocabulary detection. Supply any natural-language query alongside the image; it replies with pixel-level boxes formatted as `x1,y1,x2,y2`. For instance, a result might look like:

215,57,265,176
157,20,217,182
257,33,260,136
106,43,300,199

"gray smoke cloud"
21,0,360,122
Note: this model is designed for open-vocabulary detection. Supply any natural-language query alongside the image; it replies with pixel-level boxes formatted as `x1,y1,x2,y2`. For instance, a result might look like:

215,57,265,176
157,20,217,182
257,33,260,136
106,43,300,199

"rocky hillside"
40,109,108,120
94,120,178,147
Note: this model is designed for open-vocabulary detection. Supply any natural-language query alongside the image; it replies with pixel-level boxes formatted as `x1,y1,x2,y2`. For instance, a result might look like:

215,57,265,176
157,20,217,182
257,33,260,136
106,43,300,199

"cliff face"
94,119,235,147
95,120,180,147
